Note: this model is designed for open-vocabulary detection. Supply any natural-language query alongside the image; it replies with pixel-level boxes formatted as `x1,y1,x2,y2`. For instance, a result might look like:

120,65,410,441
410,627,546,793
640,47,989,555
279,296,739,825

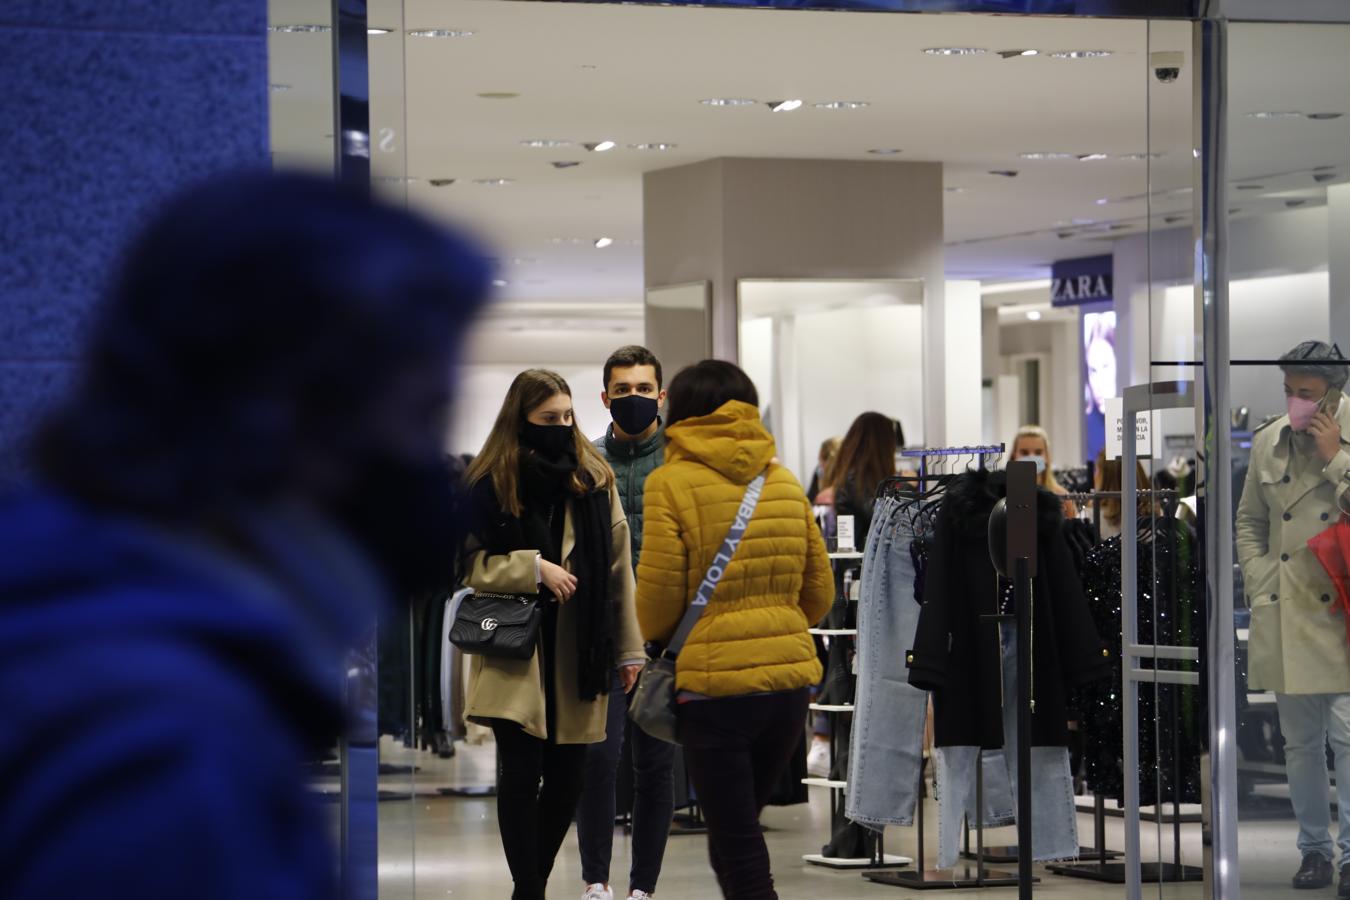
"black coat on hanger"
906,470,1112,749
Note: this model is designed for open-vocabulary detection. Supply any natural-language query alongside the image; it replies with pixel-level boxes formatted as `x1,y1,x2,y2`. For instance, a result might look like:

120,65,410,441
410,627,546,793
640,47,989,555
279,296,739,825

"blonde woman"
460,369,644,900
1009,425,1077,520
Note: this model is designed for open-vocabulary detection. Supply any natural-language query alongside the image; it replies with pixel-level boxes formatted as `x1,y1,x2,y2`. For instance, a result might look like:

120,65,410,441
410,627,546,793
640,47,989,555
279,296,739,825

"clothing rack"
865,444,1024,892
1047,488,1202,885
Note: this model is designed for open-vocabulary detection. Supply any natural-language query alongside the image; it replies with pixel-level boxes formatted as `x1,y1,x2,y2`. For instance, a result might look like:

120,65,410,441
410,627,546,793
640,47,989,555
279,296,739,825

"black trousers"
677,689,810,900
490,720,588,900
576,670,676,894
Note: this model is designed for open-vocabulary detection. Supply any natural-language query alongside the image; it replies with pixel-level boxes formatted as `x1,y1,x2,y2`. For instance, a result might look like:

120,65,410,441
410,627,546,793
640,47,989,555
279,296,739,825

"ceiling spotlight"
814,100,870,110
924,47,988,56
594,237,614,249
1020,152,1077,160
1315,172,1338,183
428,178,455,187
584,141,617,153
474,178,514,186
768,100,804,112
701,98,757,107
521,139,571,148
1095,198,1110,205
1050,50,1112,59
551,161,581,169
868,148,903,155
997,49,1040,58
268,24,331,33
1026,310,1043,321
1246,111,1302,119
988,170,1019,178
1308,112,1344,120
1078,153,1110,161
629,143,678,151
367,27,392,35
408,29,474,38
492,279,508,288
477,92,520,100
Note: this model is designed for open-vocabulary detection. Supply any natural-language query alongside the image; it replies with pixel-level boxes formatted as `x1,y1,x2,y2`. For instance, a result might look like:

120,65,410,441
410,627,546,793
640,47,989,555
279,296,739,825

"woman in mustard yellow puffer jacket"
636,359,833,900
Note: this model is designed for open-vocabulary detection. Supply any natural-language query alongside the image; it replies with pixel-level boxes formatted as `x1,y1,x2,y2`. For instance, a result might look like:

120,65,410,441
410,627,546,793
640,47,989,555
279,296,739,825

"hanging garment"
846,494,932,830
935,622,1079,868
1075,517,1204,806
908,470,1111,749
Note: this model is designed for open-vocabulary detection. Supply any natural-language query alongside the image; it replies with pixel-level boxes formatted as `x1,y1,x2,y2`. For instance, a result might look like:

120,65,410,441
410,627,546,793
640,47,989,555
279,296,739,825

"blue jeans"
846,496,930,829
934,622,1079,868
1275,692,1350,862
576,670,676,894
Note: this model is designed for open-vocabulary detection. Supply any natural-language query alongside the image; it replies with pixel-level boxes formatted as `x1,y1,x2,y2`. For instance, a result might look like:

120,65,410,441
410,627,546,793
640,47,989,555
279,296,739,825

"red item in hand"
1306,516,1350,647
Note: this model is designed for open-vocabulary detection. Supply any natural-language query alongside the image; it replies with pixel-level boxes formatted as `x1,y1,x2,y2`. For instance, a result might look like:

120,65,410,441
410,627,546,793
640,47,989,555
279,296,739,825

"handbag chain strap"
663,469,768,659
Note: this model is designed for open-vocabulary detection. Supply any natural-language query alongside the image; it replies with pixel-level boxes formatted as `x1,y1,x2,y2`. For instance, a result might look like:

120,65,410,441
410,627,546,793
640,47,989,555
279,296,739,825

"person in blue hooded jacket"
0,172,490,900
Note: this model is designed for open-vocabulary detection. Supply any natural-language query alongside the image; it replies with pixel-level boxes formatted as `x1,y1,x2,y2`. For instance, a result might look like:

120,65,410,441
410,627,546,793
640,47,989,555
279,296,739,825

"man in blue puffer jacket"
574,346,676,900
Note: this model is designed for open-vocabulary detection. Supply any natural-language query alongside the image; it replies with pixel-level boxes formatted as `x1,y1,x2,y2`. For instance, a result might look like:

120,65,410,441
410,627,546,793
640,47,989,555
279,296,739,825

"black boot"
1338,862,1350,899
1293,853,1333,889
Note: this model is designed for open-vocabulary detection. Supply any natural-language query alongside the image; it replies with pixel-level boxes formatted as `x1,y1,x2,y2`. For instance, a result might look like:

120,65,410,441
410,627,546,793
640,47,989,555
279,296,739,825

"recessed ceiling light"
546,237,585,245
1245,111,1302,119
1315,172,1338,183
1308,112,1344,120
769,100,804,112
551,161,581,169
701,98,757,107
814,101,870,110
506,257,537,265
474,178,514,186
521,139,571,148
1050,50,1112,59
492,279,508,288
1286,199,1309,208
629,143,678,151
268,24,331,33
428,178,455,187
594,237,614,249
367,27,392,35
924,47,988,56
1020,152,1077,160
584,141,617,153
988,170,1019,178
477,92,519,100
1026,310,1043,321
1078,153,1110,161
997,49,1041,59
1095,197,1111,205
1235,183,1264,191
409,29,474,38
268,83,292,92
868,148,903,155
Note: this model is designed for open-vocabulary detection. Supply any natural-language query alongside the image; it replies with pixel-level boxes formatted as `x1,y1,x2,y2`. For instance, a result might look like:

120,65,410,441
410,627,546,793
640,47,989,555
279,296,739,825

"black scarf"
475,448,615,702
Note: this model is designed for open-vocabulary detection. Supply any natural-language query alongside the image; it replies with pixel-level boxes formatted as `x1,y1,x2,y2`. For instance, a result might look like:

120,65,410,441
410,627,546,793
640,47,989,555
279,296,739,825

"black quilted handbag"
448,591,542,660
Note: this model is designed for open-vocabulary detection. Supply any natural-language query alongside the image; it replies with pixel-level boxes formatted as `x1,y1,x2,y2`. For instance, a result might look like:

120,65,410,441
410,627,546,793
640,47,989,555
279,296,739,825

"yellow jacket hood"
663,400,776,485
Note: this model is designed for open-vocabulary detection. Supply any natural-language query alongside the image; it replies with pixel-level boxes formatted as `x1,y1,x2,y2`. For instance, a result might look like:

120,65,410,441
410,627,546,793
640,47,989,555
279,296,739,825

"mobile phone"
1324,388,1343,415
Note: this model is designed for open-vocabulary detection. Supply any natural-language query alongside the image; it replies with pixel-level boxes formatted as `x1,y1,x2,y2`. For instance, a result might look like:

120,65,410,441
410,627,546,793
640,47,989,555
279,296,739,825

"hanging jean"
846,497,931,830
934,622,1079,868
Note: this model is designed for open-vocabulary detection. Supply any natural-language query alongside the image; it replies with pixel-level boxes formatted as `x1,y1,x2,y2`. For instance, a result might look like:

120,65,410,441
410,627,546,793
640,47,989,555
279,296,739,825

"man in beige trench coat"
1237,341,1350,895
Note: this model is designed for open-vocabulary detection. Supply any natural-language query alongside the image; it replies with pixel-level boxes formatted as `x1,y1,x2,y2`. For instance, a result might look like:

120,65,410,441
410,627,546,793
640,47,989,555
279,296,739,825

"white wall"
449,363,612,456
998,318,1085,464
1158,271,1331,426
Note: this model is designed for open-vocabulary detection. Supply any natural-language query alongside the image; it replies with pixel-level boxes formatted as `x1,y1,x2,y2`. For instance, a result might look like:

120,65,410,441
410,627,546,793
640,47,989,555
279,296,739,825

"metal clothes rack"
865,444,1026,892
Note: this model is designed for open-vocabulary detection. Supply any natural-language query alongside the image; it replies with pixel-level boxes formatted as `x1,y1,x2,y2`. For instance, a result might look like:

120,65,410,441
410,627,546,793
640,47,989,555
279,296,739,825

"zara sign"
1051,254,1113,307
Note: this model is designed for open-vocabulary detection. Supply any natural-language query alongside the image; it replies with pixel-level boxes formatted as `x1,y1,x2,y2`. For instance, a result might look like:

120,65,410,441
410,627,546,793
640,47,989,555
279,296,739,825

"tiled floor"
342,739,1333,899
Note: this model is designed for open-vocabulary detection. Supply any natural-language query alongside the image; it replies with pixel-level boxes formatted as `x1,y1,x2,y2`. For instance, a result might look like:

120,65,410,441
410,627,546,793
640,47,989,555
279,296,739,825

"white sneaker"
582,886,613,900
806,739,830,778
628,892,653,900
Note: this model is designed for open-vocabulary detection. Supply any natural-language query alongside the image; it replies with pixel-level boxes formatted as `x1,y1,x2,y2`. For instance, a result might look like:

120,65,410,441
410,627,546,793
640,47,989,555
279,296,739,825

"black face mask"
609,395,659,436
520,422,575,459
330,456,463,598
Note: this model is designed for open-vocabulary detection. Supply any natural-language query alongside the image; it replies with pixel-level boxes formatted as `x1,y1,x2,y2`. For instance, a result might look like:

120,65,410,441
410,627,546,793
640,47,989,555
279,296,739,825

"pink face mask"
1289,395,1320,431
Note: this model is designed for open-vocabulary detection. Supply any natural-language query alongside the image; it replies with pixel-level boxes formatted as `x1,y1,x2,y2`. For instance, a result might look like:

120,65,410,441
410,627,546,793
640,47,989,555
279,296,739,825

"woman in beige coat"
461,369,644,900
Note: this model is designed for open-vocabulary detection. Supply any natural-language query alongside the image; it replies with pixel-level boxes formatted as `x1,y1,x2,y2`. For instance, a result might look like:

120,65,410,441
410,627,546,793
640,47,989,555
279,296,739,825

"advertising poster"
1083,304,1117,462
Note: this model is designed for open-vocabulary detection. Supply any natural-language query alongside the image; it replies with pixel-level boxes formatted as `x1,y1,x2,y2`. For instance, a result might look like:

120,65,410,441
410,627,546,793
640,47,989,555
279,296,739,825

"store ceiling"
269,3,1350,314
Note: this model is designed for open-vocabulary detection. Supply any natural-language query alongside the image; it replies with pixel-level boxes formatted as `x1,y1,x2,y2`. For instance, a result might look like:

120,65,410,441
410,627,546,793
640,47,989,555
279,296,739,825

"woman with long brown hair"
460,369,644,900
820,412,900,543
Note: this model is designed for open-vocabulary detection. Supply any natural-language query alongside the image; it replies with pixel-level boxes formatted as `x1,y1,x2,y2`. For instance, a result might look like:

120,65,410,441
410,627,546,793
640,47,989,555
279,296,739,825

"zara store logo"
1051,273,1112,304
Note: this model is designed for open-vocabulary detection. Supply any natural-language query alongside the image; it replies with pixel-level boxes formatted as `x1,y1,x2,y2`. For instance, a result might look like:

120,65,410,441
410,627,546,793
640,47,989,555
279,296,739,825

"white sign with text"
1105,396,1152,460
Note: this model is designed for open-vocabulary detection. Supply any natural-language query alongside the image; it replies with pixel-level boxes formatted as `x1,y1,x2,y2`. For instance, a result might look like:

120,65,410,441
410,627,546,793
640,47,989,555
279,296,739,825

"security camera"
1151,51,1184,83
